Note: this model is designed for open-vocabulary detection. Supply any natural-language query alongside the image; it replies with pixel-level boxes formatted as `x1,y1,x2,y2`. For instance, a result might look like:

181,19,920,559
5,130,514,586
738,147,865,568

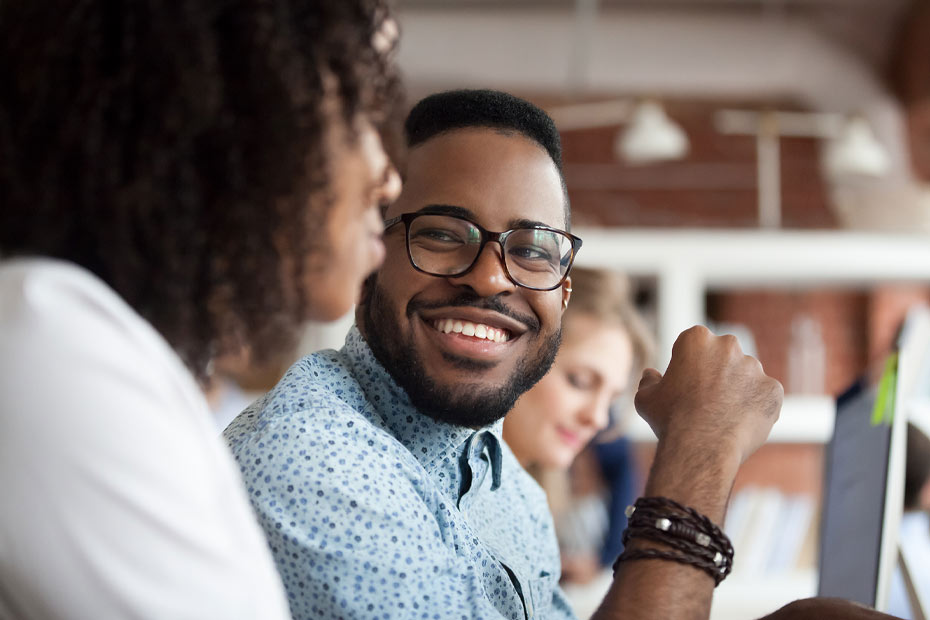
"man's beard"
359,275,561,429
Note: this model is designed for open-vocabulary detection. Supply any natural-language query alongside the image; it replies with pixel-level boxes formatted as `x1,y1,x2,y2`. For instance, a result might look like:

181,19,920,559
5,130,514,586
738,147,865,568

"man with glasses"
226,90,880,620
227,90,582,619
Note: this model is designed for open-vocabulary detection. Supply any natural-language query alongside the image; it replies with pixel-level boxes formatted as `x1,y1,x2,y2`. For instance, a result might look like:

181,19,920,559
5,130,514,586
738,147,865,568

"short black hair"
0,0,402,379
404,89,570,227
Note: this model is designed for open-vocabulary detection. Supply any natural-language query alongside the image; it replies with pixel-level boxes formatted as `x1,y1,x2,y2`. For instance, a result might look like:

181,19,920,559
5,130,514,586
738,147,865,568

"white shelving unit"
575,228,930,444
574,228,930,368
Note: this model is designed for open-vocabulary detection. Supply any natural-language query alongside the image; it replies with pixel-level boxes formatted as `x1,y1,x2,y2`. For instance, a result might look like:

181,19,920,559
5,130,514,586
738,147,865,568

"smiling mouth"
429,318,512,343
556,427,584,447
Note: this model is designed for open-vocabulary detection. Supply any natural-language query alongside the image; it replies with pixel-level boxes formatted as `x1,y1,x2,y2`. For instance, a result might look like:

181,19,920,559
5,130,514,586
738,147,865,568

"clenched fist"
635,325,783,466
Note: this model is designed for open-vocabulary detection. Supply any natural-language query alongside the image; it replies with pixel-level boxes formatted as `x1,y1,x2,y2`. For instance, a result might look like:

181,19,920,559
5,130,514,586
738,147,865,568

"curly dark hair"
0,0,403,379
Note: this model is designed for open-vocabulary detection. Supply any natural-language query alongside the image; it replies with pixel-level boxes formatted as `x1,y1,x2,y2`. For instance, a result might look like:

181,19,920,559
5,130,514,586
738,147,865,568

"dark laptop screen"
818,380,892,607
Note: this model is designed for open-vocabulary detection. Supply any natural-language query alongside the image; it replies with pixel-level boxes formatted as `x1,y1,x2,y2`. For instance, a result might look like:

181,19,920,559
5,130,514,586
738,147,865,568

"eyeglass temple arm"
383,215,403,230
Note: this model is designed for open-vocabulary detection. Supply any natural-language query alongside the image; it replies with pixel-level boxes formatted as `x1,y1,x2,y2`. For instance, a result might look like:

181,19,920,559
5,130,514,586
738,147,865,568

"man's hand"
635,325,783,467
592,326,784,620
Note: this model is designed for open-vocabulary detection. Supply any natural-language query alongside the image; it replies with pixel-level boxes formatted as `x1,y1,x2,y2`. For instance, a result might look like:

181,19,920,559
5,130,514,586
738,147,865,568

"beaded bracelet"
612,496,735,586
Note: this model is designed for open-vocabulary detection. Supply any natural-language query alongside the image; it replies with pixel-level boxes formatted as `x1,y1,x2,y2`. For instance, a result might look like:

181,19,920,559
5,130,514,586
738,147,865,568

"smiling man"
360,123,576,431
225,91,881,620
227,90,580,619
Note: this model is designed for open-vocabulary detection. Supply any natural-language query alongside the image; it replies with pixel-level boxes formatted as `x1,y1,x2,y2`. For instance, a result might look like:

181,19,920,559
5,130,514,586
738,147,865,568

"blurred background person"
503,267,653,589
0,1,402,618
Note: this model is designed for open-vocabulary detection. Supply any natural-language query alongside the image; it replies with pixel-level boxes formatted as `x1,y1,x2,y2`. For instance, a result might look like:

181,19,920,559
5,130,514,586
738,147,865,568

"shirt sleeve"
227,410,514,620
0,266,291,620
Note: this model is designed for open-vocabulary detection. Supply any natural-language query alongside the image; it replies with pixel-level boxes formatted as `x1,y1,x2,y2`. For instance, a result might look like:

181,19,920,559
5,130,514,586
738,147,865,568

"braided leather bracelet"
612,496,735,586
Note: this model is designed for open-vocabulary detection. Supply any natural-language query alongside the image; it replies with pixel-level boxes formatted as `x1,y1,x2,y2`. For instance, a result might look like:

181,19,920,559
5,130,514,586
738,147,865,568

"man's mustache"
406,292,540,333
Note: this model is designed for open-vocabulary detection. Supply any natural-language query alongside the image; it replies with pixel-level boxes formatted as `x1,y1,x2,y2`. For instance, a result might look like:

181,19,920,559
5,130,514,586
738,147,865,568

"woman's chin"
539,447,577,471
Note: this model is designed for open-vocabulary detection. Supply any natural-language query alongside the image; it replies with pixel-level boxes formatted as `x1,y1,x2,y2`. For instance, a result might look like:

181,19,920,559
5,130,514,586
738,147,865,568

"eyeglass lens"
406,214,573,289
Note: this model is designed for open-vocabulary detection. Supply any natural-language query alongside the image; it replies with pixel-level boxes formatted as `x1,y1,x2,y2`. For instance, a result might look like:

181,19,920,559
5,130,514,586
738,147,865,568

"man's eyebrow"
412,206,561,231
509,217,557,230
414,204,475,219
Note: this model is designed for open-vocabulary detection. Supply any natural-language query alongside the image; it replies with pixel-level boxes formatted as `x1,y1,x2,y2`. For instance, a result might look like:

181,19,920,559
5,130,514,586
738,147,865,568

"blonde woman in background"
503,267,653,588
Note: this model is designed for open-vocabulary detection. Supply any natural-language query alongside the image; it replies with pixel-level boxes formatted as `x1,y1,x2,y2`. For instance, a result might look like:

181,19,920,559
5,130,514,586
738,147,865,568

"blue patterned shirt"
225,327,575,619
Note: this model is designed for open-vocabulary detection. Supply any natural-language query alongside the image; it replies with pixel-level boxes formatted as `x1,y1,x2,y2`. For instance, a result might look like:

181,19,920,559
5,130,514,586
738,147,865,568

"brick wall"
705,286,930,397
556,99,930,396
868,284,930,365
560,101,838,229
707,289,869,396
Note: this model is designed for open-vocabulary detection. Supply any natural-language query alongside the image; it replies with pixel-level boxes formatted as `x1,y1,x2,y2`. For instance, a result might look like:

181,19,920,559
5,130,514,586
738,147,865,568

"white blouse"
0,259,291,620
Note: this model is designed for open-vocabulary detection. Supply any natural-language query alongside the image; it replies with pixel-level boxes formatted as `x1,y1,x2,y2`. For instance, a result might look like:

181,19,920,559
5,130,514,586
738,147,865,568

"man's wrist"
643,438,741,523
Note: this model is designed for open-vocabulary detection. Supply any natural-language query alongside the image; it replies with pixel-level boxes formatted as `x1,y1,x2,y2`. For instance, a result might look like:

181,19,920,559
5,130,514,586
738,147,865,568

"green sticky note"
871,352,898,427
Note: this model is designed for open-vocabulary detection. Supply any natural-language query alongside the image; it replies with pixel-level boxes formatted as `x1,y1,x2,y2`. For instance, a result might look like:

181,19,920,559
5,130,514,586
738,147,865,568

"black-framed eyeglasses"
383,212,583,291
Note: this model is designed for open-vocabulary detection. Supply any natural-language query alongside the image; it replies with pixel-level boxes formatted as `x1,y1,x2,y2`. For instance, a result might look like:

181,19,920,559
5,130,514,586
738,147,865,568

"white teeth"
433,319,511,342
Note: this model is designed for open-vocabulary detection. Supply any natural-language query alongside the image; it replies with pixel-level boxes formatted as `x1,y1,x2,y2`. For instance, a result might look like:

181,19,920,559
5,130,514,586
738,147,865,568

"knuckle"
770,378,785,400
720,334,741,354
743,354,764,373
681,325,709,342
765,379,785,418
672,326,710,358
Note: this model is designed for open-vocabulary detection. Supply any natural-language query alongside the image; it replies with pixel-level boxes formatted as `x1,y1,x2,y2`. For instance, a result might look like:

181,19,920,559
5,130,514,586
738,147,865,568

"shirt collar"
343,326,503,495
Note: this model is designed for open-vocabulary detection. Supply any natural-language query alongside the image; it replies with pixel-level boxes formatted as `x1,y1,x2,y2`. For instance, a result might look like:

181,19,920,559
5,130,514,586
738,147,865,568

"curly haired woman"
0,1,402,618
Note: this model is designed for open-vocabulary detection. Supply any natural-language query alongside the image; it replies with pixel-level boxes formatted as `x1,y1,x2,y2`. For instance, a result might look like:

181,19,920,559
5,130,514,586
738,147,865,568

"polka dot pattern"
225,327,575,619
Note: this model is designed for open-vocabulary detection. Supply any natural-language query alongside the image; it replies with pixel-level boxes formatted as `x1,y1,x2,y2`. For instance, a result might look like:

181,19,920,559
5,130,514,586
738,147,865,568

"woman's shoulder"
1,258,177,358
2,257,136,323
0,257,207,424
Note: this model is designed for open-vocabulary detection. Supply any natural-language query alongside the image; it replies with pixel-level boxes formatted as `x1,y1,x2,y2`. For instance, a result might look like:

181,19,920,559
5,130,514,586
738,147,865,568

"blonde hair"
523,268,654,488
564,267,654,375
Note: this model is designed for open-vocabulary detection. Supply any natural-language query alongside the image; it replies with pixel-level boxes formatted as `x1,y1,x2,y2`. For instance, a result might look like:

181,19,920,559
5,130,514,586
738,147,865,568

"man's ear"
561,276,572,312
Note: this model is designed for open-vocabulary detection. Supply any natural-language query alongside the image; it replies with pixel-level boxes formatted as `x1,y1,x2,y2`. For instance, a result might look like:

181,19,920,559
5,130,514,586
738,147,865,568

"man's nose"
450,243,517,297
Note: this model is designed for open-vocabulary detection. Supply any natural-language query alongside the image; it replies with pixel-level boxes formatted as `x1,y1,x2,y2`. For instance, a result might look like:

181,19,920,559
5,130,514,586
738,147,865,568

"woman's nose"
577,396,611,432
376,166,402,206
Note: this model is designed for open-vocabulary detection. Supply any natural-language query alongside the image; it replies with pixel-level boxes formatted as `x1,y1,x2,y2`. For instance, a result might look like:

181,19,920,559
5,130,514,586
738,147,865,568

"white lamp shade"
823,116,890,178
616,100,689,165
